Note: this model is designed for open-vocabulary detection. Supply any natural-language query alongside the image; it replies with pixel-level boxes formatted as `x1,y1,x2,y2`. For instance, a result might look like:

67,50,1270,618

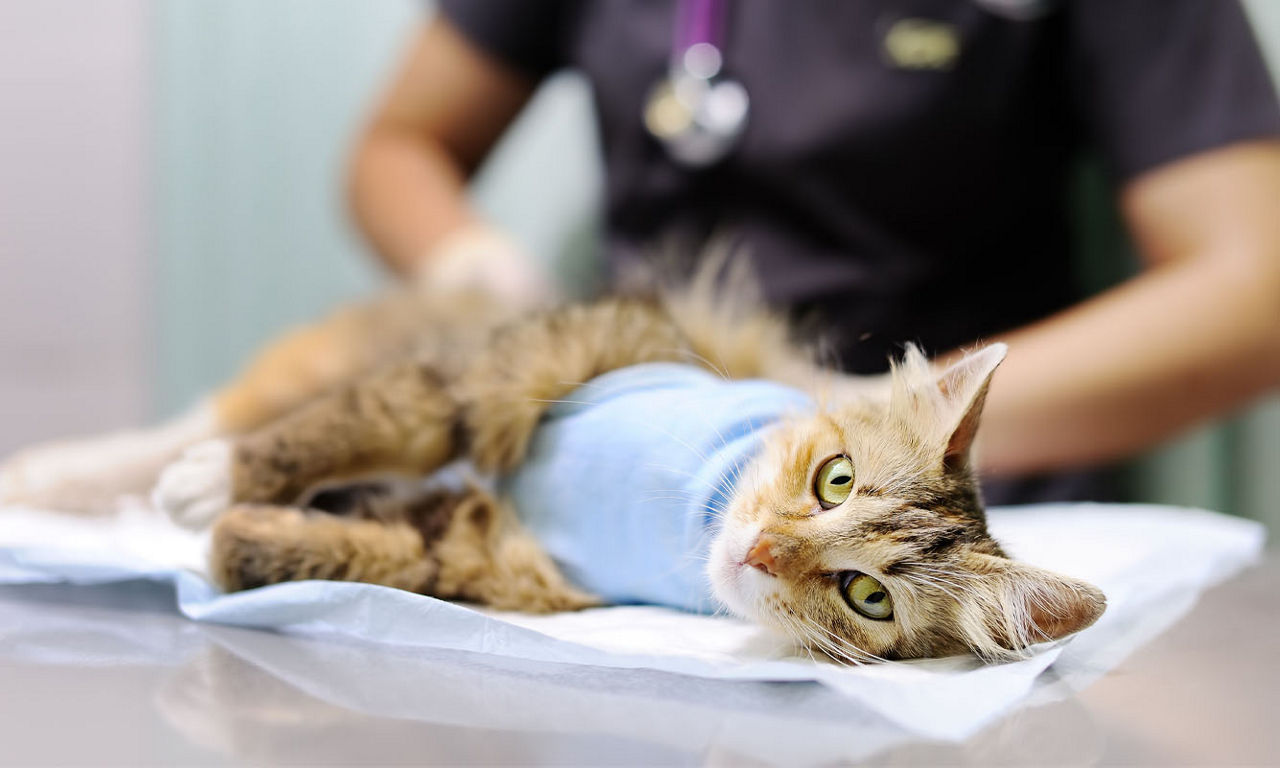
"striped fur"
707,345,1105,662
183,257,1103,661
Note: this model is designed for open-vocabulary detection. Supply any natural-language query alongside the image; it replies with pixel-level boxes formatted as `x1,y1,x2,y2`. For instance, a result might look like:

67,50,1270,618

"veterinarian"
346,0,1280,504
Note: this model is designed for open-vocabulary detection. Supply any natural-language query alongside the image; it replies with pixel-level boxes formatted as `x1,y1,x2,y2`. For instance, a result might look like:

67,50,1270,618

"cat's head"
707,344,1105,662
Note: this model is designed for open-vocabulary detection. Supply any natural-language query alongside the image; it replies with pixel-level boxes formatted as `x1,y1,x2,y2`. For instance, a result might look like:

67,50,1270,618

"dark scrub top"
437,0,1280,502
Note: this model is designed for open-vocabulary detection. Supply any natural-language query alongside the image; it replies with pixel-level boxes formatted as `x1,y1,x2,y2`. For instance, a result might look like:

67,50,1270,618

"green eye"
841,572,894,620
814,456,854,508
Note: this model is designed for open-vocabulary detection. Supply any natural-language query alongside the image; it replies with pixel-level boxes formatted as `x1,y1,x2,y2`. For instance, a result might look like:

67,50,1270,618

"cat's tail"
626,243,824,382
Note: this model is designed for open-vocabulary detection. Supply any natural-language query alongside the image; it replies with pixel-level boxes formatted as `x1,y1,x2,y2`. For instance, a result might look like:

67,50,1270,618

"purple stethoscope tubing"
676,0,725,53
646,0,749,166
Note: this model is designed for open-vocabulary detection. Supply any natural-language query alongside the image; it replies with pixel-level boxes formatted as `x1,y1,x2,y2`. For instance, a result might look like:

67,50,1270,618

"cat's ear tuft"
936,343,1007,471
969,554,1106,652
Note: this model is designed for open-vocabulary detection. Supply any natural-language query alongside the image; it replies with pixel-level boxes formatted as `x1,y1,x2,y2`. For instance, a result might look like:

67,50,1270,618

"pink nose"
745,534,779,577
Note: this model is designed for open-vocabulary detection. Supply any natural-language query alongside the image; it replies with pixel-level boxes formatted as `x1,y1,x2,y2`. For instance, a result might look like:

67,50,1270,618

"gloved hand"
412,224,556,310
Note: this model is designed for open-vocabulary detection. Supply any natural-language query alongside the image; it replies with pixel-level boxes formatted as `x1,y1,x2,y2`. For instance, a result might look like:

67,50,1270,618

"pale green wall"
155,2,1279,530
154,1,405,413
154,0,602,415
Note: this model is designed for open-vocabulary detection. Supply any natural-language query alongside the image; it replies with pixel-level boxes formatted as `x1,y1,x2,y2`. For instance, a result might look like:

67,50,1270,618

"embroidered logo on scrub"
882,18,960,71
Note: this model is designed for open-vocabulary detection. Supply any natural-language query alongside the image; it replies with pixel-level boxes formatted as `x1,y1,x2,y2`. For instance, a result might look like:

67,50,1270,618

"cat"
1,267,1105,662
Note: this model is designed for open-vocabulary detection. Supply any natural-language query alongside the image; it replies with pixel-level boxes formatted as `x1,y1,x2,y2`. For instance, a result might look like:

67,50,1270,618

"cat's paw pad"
153,439,235,529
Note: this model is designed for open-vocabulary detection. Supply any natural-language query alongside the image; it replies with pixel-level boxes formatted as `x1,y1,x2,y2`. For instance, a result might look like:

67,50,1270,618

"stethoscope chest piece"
643,3,749,168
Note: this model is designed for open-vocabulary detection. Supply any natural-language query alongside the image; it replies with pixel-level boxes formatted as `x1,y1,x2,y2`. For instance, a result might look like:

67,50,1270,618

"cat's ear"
936,343,1007,471
966,553,1106,651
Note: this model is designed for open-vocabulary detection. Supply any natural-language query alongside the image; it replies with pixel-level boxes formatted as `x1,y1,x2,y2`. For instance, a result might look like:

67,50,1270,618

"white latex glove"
413,225,555,310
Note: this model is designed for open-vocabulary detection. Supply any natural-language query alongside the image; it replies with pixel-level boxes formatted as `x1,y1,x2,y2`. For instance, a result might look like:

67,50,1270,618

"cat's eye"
814,456,854,509
841,572,894,620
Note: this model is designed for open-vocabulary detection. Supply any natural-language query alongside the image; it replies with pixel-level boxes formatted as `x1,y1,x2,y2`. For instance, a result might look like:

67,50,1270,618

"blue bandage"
501,363,814,613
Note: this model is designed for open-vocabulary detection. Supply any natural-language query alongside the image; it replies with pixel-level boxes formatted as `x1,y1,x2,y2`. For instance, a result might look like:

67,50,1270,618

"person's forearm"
347,126,479,277
345,18,535,279
971,253,1280,476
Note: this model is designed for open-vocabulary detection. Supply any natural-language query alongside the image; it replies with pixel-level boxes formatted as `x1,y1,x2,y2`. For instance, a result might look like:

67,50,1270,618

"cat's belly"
498,363,813,613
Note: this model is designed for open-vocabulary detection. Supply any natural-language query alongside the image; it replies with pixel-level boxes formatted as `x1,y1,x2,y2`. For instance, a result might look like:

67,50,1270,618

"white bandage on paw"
152,438,235,530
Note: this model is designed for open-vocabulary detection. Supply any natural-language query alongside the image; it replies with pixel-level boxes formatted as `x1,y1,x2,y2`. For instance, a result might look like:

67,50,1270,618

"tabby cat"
1,269,1104,662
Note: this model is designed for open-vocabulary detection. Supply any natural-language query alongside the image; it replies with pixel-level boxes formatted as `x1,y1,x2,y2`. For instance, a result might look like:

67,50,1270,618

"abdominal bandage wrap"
501,363,814,613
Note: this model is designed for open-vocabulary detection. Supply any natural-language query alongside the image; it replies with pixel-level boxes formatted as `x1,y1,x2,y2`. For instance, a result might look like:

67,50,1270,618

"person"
345,0,1280,504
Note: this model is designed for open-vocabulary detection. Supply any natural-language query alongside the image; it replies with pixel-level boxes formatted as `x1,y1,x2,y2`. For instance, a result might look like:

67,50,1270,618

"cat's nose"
745,534,779,577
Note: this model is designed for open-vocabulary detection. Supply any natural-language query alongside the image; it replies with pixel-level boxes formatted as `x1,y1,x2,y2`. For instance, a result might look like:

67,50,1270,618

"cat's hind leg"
155,359,459,528
211,487,597,612
211,504,435,593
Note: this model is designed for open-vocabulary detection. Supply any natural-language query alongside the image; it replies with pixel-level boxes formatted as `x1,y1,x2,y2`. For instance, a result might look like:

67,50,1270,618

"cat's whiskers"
916,563,972,580
653,547,736,598
666,346,732,382
555,378,603,389
639,464,740,516
780,612,873,665
772,611,835,663
883,580,922,638
896,566,974,606
793,624,821,665
797,621,881,665
640,486,732,524
638,491,731,518
639,487,719,504
524,397,603,407
793,611,895,665
769,615,819,665
641,463,722,493
900,562,975,596
678,391,761,480
756,596,870,665
902,573,964,601
905,567,969,591
635,425,714,465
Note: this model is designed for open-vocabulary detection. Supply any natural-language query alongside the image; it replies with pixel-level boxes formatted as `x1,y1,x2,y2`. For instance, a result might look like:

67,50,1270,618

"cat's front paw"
153,439,235,529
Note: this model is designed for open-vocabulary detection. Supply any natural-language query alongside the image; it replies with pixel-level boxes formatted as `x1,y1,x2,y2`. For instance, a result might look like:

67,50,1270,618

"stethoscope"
643,0,749,168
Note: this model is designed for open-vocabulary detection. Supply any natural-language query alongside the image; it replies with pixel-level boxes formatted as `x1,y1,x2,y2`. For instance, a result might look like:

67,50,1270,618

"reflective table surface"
1,557,1276,766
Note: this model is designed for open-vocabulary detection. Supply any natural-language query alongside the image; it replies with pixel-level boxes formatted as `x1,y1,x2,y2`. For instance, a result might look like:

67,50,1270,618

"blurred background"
0,1,1277,532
